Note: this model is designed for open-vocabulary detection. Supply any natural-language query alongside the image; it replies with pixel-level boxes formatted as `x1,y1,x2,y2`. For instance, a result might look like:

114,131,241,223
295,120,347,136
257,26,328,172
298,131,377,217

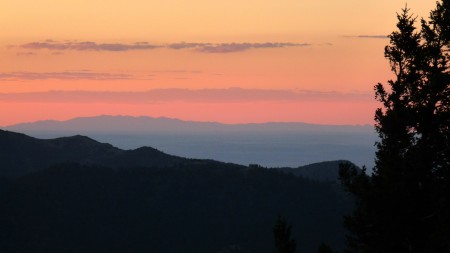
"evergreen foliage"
318,243,333,253
0,163,350,253
273,215,297,253
340,1,450,252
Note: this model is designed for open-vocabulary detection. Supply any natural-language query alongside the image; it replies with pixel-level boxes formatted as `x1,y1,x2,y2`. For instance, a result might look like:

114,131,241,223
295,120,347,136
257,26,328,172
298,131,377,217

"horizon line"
3,114,374,128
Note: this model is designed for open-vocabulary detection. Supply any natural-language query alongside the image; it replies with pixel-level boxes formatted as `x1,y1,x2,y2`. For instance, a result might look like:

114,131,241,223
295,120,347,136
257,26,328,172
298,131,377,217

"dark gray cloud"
21,41,161,51
0,71,133,81
19,40,314,53
0,88,373,104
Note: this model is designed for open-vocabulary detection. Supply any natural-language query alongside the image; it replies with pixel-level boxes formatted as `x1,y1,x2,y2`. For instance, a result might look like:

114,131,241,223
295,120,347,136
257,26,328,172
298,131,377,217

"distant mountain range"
5,115,373,133
4,115,378,169
0,129,355,252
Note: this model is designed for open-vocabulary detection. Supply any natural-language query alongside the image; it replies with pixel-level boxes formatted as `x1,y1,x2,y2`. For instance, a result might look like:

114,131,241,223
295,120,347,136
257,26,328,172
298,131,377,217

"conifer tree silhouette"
273,215,296,253
340,1,450,252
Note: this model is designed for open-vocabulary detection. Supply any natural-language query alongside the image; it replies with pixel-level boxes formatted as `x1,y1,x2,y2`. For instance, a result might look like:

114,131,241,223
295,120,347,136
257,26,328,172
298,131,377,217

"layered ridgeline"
4,115,377,168
0,130,355,253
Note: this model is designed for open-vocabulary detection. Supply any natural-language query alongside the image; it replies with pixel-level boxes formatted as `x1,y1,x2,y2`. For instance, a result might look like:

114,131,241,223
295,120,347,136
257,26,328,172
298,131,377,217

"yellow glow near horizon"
1,0,436,40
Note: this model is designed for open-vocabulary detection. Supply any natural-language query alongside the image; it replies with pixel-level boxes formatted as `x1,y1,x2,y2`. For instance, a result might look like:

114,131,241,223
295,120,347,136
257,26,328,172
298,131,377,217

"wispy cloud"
16,52,36,56
0,71,134,81
195,43,311,53
166,42,212,50
21,41,161,51
342,35,388,39
18,40,315,53
149,70,203,74
0,88,373,104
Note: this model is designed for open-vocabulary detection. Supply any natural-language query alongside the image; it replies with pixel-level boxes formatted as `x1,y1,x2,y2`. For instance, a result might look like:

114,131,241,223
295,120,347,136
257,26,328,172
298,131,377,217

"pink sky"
0,1,436,126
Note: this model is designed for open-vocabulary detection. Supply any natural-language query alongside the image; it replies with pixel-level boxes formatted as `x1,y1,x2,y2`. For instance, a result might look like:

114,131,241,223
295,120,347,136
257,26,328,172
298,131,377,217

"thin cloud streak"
16,52,36,56
0,88,373,104
21,41,161,51
166,42,212,50
196,43,311,53
18,40,315,53
342,35,388,39
0,71,134,81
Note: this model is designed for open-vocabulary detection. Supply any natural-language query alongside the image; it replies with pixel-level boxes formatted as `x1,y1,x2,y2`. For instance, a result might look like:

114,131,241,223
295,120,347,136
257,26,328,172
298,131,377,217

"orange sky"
0,0,437,126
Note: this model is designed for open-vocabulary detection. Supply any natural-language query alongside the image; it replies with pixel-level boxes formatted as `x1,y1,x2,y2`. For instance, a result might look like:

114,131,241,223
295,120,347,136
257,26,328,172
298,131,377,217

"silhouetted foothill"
0,129,185,179
0,130,353,252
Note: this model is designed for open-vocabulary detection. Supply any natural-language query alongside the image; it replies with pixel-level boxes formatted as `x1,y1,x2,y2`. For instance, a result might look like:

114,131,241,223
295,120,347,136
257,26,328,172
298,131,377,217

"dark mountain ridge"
0,129,190,179
279,160,355,183
0,129,354,181
0,129,356,252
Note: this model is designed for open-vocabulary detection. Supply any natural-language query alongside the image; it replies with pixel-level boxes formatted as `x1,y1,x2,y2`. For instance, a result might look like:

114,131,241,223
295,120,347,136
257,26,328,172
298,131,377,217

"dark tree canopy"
273,215,297,253
340,1,450,252
318,243,334,253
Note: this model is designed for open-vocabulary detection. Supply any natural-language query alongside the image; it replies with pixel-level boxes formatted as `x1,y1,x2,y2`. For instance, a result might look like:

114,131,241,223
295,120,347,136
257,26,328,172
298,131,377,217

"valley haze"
5,115,377,169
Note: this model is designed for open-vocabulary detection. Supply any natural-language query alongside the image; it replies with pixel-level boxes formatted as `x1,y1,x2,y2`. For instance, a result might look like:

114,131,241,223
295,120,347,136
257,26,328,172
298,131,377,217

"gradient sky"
0,0,437,126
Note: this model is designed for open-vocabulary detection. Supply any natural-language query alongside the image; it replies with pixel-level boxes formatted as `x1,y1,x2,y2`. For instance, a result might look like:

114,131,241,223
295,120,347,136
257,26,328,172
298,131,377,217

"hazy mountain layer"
4,115,377,169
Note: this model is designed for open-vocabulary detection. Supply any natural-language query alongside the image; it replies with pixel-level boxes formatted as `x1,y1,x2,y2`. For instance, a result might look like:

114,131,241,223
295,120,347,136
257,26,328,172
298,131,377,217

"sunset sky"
0,0,437,126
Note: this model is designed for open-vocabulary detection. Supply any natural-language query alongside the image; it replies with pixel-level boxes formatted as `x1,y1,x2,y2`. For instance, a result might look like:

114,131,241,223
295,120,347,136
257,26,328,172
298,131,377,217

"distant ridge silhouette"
0,129,191,179
5,115,373,133
0,129,354,181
